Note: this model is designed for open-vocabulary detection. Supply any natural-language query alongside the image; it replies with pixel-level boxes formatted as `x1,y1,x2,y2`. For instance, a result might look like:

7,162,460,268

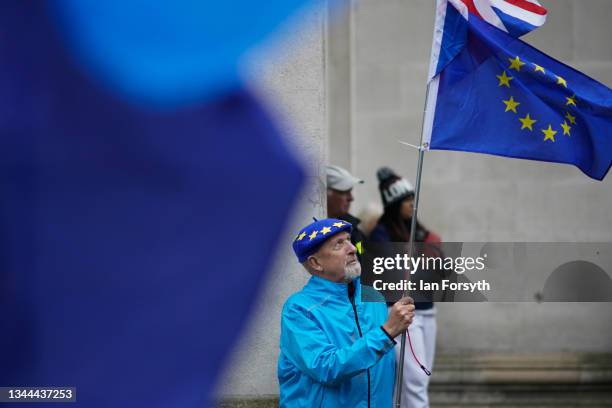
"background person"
278,218,416,407
370,167,441,408
326,165,367,248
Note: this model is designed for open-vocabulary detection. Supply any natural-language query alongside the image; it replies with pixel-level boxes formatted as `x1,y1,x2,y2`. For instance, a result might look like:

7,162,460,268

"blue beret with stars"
292,218,352,263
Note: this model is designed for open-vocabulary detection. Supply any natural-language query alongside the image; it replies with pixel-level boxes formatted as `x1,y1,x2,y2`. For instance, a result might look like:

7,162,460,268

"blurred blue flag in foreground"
423,0,612,180
0,1,317,407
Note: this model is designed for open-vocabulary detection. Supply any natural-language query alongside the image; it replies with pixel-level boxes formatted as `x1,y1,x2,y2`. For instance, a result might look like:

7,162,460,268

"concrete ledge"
430,352,612,407
218,353,612,408
432,352,612,384
217,396,278,408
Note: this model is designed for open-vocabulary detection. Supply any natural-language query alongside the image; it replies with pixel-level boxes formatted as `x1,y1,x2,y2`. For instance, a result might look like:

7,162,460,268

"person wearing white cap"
326,165,367,249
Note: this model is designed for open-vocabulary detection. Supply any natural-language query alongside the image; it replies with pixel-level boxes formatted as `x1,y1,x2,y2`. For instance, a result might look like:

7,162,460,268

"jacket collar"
305,275,362,302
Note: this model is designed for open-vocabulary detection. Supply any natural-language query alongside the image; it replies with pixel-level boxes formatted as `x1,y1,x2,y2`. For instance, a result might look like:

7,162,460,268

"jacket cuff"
380,325,397,344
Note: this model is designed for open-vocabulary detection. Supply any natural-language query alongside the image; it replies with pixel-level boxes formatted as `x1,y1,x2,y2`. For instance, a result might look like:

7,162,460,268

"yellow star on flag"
533,64,545,74
320,226,332,235
556,75,567,88
542,125,557,142
309,230,318,240
561,121,571,136
332,222,345,228
503,96,520,113
566,95,577,107
496,71,513,87
519,114,537,130
296,232,306,241
565,112,576,124
508,56,525,71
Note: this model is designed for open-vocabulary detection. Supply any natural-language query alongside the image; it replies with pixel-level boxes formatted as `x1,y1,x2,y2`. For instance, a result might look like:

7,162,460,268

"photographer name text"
372,279,491,293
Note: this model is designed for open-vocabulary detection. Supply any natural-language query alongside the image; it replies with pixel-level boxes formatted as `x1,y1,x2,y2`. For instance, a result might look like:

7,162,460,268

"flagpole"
393,78,433,408
393,1,443,404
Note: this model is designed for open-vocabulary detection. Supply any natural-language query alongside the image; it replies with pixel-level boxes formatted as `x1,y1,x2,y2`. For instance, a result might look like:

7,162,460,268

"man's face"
327,188,353,218
309,231,360,283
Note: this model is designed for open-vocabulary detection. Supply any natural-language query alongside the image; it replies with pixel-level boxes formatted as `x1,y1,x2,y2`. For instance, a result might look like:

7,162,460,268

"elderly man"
278,218,415,407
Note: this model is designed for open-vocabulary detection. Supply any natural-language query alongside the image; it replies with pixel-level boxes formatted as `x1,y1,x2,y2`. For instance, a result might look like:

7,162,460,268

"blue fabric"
368,224,392,243
0,2,304,407
492,6,537,38
278,276,396,407
430,5,612,180
434,2,468,77
292,218,352,263
51,0,324,106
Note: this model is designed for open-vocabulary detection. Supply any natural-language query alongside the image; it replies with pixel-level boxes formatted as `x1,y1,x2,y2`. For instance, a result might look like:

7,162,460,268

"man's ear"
307,255,323,273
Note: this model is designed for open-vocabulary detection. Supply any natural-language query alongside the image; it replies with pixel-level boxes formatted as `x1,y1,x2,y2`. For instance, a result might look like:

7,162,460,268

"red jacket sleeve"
424,231,442,257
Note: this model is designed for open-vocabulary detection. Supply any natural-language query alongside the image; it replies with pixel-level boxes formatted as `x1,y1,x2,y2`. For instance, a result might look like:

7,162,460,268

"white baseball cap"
326,165,364,192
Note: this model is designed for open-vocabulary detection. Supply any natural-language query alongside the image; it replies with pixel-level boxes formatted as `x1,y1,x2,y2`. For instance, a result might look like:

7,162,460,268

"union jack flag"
423,0,550,158
428,0,547,79
460,0,547,37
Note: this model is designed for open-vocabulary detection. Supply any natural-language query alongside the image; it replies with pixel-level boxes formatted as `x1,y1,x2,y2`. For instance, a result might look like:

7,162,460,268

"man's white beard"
343,261,361,282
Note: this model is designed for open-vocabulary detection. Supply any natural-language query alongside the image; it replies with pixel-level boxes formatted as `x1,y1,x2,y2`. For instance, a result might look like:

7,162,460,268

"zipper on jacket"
348,282,371,408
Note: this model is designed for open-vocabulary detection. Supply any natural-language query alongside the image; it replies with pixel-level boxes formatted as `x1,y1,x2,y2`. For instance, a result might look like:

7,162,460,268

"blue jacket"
278,276,396,407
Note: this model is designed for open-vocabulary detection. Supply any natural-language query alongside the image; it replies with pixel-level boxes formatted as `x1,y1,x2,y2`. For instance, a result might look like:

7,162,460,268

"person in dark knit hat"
278,218,416,408
369,166,441,408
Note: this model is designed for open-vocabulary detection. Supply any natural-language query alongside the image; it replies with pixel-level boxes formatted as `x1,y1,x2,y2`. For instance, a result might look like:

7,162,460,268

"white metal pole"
393,77,433,408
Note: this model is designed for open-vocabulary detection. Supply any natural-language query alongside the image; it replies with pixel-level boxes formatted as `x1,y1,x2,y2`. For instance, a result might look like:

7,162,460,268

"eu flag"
425,2,612,180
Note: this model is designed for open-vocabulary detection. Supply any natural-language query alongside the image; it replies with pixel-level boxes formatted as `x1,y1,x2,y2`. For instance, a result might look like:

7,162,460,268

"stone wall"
217,0,612,403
